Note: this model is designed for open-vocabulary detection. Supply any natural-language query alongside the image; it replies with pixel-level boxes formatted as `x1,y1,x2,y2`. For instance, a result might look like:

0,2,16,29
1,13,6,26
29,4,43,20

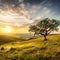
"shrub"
1,47,4,50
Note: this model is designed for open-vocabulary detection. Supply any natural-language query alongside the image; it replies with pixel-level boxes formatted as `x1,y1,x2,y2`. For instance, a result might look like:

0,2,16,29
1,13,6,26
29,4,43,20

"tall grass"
0,34,60,60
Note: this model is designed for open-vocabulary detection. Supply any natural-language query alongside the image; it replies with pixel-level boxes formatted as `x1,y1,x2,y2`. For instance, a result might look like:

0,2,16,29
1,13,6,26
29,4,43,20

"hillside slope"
0,34,60,60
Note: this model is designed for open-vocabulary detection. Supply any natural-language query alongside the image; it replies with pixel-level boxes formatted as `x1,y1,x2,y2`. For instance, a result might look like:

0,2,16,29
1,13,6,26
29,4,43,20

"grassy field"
0,34,60,60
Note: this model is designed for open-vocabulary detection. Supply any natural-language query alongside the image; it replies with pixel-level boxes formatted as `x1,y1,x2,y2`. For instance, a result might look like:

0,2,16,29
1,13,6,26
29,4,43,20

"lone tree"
29,18,60,41
29,25,39,37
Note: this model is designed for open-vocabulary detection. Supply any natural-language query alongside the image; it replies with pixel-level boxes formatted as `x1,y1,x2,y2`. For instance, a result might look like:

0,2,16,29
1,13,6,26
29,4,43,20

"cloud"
23,0,43,4
0,0,57,26
0,0,60,31
0,3,33,24
0,0,24,8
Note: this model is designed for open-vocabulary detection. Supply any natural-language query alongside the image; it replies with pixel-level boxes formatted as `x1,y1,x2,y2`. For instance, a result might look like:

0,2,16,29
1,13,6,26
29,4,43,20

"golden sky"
0,0,60,34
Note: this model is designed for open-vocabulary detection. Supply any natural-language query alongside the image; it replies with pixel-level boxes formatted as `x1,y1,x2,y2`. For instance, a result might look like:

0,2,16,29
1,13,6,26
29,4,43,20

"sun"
4,26,12,33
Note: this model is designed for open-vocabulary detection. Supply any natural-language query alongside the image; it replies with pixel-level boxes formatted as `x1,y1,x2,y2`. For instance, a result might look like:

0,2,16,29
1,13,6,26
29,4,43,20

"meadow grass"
0,34,60,60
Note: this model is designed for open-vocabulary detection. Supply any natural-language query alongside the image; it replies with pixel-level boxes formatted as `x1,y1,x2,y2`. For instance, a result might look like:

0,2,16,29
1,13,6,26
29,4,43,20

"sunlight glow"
3,26,12,33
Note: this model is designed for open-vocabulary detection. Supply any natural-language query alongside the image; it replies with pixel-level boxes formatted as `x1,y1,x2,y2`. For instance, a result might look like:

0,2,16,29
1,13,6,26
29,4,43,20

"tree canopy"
29,18,60,41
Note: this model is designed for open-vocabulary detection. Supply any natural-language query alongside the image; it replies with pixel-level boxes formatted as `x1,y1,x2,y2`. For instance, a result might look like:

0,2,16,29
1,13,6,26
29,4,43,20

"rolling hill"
0,34,60,60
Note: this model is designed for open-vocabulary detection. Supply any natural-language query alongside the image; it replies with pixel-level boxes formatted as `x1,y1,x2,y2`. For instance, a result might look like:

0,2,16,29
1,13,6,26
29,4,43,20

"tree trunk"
44,35,47,41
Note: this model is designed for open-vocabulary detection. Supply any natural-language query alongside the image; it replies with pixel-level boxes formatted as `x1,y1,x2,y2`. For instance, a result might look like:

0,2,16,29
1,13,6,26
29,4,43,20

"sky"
0,0,60,34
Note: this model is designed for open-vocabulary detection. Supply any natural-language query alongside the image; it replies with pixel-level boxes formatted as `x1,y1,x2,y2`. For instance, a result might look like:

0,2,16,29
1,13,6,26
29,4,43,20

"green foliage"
29,25,38,32
29,18,60,40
